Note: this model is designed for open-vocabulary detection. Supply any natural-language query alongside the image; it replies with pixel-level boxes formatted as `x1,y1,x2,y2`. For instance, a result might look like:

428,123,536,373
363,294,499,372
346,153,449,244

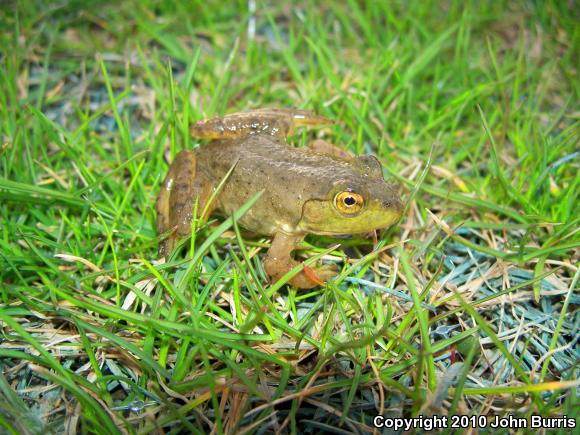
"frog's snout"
380,198,404,225
381,200,394,209
395,200,405,212
381,197,403,212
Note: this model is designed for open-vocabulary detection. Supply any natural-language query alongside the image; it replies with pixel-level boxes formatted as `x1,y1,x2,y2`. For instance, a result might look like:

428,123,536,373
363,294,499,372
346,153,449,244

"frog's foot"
190,108,332,140
156,150,215,257
303,263,339,287
263,232,337,289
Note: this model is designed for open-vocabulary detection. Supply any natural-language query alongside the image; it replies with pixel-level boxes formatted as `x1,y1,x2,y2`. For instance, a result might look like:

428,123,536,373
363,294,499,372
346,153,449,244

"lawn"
0,0,578,433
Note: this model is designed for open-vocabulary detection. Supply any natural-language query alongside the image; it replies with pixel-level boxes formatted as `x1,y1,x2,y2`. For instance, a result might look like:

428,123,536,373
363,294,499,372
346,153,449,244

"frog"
156,108,403,288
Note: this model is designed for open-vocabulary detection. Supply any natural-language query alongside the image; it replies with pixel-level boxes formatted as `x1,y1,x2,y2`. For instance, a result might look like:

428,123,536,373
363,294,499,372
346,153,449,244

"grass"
1,0,578,433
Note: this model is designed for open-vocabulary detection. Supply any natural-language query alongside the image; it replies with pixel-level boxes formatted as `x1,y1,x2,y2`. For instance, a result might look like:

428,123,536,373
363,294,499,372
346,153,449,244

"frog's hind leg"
308,139,384,178
156,150,214,257
190,108,332,140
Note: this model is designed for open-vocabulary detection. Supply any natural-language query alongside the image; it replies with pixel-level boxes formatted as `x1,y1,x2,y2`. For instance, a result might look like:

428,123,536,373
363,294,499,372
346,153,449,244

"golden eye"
334,191,364,214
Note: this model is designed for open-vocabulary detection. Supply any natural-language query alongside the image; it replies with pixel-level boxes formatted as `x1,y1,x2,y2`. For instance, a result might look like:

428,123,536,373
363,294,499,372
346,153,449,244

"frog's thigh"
191,109,332,140
308,139,353,160
167,151,214,236
156,151,214,256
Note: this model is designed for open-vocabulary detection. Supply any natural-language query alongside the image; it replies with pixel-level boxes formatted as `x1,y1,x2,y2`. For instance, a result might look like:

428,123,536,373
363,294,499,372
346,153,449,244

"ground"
0,1,578,434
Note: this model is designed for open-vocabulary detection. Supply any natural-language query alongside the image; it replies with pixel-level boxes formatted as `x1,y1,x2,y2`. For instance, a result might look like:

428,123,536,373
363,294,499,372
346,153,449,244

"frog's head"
298,155,404,235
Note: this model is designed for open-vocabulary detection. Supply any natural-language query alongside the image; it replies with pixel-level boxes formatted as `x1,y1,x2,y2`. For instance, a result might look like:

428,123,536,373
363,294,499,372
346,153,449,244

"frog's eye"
334,191,364,215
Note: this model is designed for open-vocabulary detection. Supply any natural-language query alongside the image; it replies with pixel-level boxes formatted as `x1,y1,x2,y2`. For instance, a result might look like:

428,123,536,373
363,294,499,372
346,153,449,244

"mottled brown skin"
156,109,403,288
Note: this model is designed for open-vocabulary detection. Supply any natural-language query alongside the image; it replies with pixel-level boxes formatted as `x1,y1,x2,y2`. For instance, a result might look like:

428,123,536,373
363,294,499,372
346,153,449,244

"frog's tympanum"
156,108,403,288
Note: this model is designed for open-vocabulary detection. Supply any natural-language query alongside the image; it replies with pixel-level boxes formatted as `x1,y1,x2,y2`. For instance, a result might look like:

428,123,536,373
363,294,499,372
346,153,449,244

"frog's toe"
305,263,338,285
314,263,339,280
285,264,337,289
263,256,318,289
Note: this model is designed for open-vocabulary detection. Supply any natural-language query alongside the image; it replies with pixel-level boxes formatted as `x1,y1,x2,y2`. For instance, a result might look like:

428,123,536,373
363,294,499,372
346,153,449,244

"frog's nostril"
383,199,403,213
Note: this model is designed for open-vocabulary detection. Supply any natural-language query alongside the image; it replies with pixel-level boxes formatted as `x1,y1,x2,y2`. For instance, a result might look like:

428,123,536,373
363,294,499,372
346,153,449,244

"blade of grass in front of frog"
200,158,239,221
426,208,521,260
264,244,342,298
99,56,133,169
141,257,195,319
478,104,533,210
180,46,202,151
238,244,341,336
57,287,290,392
26,106,130,216
176,189,263,291
389,168,529,224
194,256,232,313
0,311,121,433
539,268,578,382
231,218,264,295
75,149,149,197
344,277,436,312
445,334,480,423
335,239,404,285
229,249,279,339
232,218,288,326
458,379,580,396
450,288,545,408
0,177,86,208
0,371,47,434
71,317,171,379
430,266,562,318
45,276,270,343
399,246,436,393
74,318,111,403
166,157,240,260
403,140,436,216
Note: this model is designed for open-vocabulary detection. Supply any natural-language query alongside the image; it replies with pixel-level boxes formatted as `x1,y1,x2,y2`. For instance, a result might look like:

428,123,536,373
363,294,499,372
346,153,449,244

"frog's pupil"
344,196,356,206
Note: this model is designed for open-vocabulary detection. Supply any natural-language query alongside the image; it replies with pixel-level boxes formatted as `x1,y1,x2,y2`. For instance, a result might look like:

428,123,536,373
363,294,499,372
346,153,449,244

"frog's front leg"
263,232,337,289
156,150,215,257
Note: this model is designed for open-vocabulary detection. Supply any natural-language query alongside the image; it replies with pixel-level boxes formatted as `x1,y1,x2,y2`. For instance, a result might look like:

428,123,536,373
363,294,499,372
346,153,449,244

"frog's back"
197,135,355,186
194,134,356,234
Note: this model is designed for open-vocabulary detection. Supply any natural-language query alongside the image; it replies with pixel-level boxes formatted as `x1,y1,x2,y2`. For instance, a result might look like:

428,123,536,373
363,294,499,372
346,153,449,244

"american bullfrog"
156,108,403,288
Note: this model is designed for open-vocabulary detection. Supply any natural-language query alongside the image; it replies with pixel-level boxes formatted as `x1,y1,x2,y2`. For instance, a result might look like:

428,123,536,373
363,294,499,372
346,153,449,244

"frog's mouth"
298,199,403,236
304,223,398,237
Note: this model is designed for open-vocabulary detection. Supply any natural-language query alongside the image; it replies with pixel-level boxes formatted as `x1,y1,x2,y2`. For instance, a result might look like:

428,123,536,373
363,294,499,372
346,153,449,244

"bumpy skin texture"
156,109,403,288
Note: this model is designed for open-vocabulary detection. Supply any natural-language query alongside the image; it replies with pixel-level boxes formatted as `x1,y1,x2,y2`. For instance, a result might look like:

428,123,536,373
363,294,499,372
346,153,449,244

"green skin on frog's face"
298,177,403,236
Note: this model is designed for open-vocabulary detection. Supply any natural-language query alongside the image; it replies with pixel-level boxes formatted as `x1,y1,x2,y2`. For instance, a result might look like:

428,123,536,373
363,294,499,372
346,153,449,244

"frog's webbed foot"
156,150,215,257
191,108,332,140
303,263,339,287
263,232,338,289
